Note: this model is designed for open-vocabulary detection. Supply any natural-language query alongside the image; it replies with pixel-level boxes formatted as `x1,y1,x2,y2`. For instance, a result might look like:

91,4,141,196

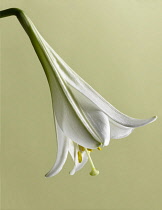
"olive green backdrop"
1,0,162,210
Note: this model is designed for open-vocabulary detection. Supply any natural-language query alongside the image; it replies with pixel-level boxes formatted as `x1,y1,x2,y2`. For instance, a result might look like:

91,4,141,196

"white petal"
69,85,133,141
69,145,88,175
31,26,102,148
69,85,110,146
43,41,156,128
67,84,134,141
45,119,69,177
110,120,134,139
49,69,101,149
68,139,75,160
31,22,156,138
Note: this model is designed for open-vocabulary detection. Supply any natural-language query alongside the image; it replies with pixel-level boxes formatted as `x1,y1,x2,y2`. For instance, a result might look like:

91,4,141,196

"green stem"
0,8,54,83
1,8,32,36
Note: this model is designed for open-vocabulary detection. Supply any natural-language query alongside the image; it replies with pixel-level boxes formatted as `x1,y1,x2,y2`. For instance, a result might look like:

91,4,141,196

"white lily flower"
1,8,157,177
30,22,157,177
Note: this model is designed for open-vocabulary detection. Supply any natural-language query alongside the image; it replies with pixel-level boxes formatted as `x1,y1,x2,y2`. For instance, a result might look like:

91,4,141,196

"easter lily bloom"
0,8,157,177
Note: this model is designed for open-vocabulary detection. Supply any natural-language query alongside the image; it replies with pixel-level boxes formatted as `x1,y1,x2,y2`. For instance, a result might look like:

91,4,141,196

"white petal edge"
45,119,69,177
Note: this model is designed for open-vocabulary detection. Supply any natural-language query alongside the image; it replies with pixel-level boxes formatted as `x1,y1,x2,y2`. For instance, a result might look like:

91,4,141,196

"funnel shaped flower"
30,25,156,177
0,8,157,177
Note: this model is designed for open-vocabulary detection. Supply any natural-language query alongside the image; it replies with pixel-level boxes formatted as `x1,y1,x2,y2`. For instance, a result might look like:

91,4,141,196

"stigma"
78,145,101,176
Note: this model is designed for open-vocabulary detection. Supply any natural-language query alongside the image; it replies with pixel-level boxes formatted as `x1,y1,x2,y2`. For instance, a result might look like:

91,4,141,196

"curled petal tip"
45,170,58,178
45,172,51,178
141,115,157,127
150,116,158,123
154,115,158,120
69,171,74,176
127,115,158,128
102,138,110,147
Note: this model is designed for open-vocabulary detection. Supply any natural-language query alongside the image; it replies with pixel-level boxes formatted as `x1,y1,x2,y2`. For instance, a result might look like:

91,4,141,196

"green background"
1,0,162,210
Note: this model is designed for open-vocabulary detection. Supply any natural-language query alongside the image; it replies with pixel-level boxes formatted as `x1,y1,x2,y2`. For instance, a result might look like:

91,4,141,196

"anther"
87,148,93,152
79,145,85,152
78,151,82,163
97,147,102,151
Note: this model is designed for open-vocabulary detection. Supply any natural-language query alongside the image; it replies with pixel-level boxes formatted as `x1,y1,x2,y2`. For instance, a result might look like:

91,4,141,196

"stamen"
79,145,85,151
97,147,102,151
78,151,82,163
85,148,99,176
87,148,93,152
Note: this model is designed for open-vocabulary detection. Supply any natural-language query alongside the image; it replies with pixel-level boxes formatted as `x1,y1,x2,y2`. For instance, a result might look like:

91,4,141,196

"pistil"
85,148,99,176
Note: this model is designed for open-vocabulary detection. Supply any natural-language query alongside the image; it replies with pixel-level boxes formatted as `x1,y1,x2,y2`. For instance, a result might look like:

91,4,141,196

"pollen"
97,147,102,151
78,151,82,163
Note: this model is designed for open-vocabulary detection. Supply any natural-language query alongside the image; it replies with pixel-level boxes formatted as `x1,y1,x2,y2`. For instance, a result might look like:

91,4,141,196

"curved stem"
1,8,32,36
0,8,54,83
0,8,22,17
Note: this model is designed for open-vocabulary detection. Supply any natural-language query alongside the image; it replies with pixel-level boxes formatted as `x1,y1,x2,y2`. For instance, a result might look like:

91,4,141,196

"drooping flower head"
0,8,157,177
